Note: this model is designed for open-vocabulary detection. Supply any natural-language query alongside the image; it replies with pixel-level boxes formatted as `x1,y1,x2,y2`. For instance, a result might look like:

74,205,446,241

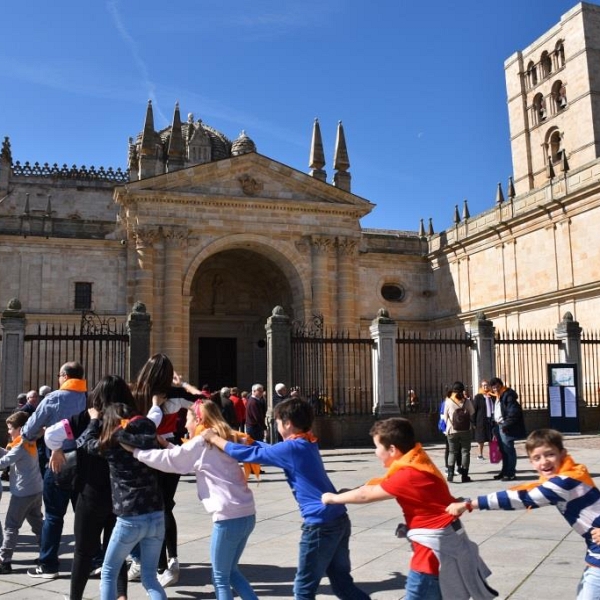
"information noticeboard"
547,363,580,434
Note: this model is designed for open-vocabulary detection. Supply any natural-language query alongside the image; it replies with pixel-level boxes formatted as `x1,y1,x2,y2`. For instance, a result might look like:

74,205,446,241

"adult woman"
128,354,200,587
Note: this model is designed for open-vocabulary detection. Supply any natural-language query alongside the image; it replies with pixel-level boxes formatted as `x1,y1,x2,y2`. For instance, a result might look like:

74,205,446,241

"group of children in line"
1,365,600,599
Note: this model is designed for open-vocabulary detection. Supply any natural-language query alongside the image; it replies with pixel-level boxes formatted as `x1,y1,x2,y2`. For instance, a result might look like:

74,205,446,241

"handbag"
489,437,501,464
54,449,78,490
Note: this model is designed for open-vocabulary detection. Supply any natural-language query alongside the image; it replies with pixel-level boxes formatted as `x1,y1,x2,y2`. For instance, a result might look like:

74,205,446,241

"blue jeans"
577,565,600,599
39,468,75,571
210,514,258,600
498,428,518,477
405,570,442,600
100,511,166,600
294,513,369,600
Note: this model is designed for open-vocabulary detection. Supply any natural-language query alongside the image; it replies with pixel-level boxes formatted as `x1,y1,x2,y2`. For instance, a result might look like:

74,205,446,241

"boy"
0,411,43,573
447,428,600,598
202,397,369,600
322,417,497,600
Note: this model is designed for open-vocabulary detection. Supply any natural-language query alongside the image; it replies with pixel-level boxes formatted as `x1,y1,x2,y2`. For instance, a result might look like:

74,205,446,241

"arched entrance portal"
189,249,295,391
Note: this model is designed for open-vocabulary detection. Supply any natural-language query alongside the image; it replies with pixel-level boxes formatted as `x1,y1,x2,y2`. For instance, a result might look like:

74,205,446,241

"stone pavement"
1,435,599,599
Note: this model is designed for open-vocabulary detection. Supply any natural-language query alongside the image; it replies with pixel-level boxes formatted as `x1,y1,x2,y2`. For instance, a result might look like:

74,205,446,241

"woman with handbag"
45,375,136,600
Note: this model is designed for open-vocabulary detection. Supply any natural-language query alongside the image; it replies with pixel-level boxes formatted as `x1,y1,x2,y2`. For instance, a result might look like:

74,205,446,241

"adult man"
219,386,237,428
245,384,267,442
19,389,40,415
22,361,87,579
273,383,289,407
489,377,526,481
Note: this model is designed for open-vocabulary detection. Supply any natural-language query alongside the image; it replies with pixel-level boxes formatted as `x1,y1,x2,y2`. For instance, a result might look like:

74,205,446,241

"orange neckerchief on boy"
59,378,87,393
191,424,261,481
511,453,596,492
366,442,446,485
6,435,37,457
287,431,318,443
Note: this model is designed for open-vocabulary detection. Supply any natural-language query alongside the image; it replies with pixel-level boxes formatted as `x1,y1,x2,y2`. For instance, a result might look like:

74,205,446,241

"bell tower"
505,2,600,195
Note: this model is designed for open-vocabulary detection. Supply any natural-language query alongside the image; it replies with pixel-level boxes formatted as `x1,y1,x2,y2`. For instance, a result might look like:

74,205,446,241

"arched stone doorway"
188,248,297,391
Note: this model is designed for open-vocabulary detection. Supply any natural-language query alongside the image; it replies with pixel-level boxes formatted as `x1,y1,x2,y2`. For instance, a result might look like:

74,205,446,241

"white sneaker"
127,560,141,582
158,558,179,588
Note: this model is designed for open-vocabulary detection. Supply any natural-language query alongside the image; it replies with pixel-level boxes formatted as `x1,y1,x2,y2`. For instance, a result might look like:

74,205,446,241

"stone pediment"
116,152,374,218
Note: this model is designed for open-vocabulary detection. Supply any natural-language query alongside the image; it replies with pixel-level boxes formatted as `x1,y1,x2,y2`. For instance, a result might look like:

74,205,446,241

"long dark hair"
98,402,139,452
132,353,174,414
88,375,137,413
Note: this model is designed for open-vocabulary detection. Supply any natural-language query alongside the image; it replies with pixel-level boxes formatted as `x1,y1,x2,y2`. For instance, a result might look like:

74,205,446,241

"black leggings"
157,471,180,571
71,492,127,600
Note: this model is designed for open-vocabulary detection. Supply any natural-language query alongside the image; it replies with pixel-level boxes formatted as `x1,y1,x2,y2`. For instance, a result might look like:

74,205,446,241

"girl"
124,400,258,600
81,402,166,600
45,375,136,600
128,353,200,587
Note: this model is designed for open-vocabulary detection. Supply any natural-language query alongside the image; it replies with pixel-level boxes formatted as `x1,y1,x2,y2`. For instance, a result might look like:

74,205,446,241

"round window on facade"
381,283,405,302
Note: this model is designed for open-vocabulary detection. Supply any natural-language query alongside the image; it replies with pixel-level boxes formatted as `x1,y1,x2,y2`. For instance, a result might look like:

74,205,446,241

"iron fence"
581,330,600,407
396,330,474,413
494,330,562,410
291,329,374,416
24,312,129,393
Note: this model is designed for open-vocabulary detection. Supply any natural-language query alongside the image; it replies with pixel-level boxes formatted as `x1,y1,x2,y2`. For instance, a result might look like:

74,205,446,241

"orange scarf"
59,379,87,393
6,435,37,457
190,424,261,481
366,443,446,485
287,431,318,443
511,453,596,492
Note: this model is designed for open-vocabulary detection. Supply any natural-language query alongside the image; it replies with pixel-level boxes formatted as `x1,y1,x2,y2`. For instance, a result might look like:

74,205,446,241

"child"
0,411,43,574
322,417,497,600
447,428,600,599
80,402,166,600
124,400,258,600
202,397,369,600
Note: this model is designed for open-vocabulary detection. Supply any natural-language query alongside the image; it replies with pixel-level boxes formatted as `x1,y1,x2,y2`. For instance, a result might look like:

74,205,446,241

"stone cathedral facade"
1,2,600,391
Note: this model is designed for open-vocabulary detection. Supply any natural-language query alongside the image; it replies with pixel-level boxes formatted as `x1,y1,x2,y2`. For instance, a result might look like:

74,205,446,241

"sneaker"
477,455,485,461
158,558,179,588
0,562,11,574
461,475,472,483
27,565,58,579
127,560,141,582
502,475,517,481
493,473,505,480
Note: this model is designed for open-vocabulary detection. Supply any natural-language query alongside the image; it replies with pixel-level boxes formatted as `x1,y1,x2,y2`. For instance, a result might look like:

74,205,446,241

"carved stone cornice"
162,227,189,247
133,227,160,248
336,237,358,256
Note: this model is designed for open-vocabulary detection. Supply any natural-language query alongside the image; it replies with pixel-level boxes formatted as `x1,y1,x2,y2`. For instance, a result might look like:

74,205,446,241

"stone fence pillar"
0,299,26,411
555,312,582,365
265,306,292,440
469,311,495,389
127,302,152,383
370,308,400,417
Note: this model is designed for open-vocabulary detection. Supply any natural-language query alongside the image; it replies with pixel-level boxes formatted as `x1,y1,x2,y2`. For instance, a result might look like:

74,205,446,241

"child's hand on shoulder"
88,407,100,420
592,528,600,545
322,492,337,505
201,428,217,443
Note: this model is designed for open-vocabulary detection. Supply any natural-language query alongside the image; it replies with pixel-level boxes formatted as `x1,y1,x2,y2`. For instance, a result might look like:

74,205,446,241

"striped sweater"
478,459,600,567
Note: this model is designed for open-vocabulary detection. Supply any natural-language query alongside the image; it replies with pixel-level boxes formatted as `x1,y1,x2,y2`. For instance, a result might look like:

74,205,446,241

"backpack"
451,402,471,432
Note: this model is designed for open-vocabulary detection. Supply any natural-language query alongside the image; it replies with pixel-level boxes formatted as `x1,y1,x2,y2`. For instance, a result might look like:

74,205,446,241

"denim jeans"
294,513,369,600
39,468,75,571
100,511,166,600
498,428,517,477
405,570,442,600
210,514,258,600
577,565,600,599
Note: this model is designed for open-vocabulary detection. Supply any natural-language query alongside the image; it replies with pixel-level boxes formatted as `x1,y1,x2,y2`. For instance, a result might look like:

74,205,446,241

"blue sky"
0,0,587,231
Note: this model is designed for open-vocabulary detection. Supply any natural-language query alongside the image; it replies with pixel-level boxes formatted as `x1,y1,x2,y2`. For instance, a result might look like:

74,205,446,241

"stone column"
127,302,152,383
336,237,358,331
370,308,399,417
265,306,292,441
555,312,582,365
311,236,333,330
0,299,26,410
162,228,187,371
470,312,495,388
133,228,158,343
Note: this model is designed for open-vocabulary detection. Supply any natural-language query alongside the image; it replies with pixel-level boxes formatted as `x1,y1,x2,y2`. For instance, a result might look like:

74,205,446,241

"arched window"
532,93,546,124
541,51,552,78
555,41,566,69
527,60,538,87
547,128,563,163
551,80,567,112
381,283,405,303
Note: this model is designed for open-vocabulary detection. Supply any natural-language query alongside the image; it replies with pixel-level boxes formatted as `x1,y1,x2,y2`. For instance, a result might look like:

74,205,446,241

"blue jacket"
22,385,87,456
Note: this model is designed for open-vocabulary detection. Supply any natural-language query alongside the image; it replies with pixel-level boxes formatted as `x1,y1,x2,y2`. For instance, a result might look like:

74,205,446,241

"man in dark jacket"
490,377,526,481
